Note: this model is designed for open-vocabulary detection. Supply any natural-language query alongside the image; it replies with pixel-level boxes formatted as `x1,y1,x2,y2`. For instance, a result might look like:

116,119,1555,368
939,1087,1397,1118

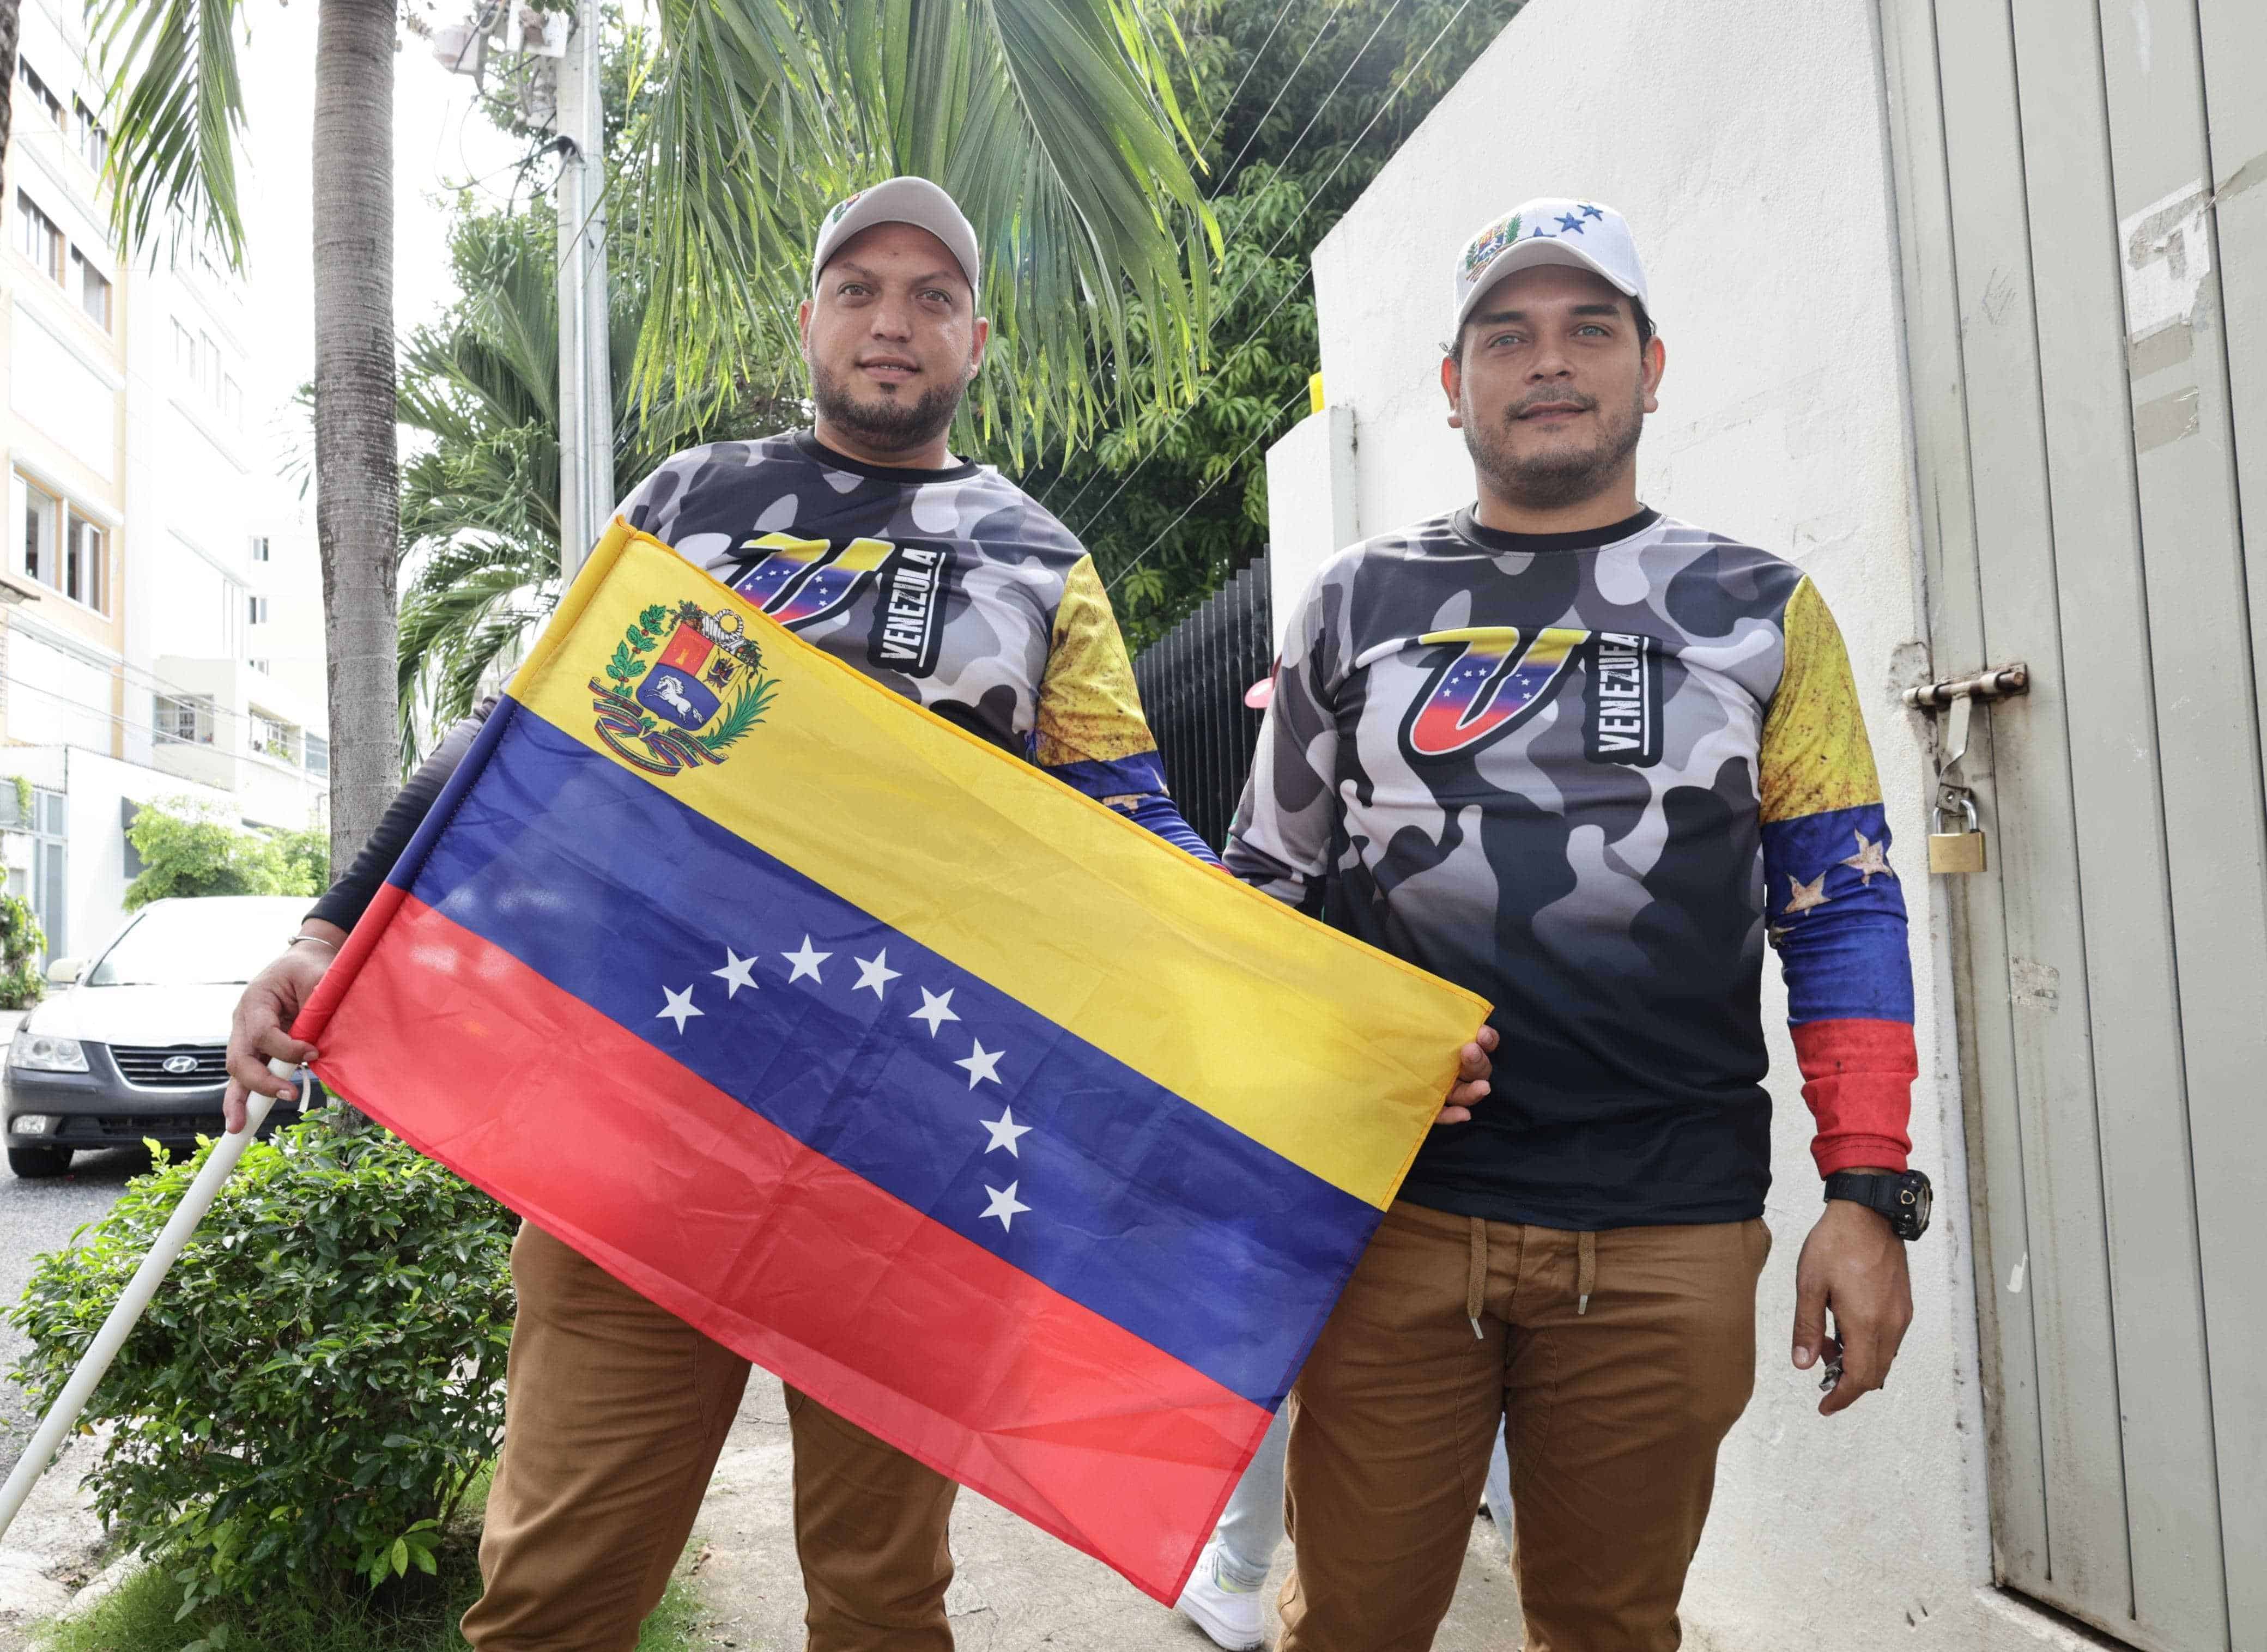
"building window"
251,712,295,763
72,97,107,172
247,594,270,625
14,476,110,614
16,58,63,128
247,657,270,674
155,693,216,745
64,510,106,611
250,535,271,562
16,193,63,282
200,331,220,399
70,248,112,330
174,319,197,380
223,375,244,426
20,473,58,587
304,733,329,778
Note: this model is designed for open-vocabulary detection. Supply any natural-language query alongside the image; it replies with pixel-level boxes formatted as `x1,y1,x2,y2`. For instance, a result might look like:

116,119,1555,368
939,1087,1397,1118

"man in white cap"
227,174,1493,1651
1221,197,1930,1649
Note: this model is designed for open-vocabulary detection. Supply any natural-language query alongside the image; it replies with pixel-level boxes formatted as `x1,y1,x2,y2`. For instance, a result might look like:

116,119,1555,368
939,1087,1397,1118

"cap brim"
1458,239,1641,331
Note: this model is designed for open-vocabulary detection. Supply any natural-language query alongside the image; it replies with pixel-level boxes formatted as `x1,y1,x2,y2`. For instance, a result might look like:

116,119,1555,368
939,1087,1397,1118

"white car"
4,895,323,1178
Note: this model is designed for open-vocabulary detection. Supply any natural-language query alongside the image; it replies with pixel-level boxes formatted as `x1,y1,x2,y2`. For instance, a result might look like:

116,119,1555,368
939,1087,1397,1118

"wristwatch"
1823,1169,1932,1240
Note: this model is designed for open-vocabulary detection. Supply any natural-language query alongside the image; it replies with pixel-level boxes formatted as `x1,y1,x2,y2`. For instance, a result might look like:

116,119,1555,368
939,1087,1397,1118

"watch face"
1898,1174,1933,1237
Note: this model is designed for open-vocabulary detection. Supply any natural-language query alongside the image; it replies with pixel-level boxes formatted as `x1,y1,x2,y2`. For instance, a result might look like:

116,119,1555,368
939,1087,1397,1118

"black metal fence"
1131,558,1274,853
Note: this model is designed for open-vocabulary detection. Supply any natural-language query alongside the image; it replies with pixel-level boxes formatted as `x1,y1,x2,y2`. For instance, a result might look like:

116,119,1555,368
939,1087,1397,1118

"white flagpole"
0,1062,297,1541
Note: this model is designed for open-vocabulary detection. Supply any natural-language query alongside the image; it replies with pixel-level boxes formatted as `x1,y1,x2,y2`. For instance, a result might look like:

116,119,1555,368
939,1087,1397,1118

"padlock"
1928,794,1987,874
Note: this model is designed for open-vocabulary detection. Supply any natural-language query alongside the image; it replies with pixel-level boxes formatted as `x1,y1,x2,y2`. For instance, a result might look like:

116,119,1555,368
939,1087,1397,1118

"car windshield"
86,903,302,987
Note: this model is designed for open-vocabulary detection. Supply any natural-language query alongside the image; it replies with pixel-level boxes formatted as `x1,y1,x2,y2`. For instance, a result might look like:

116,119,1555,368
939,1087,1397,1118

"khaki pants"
1280,1202,1769,1652
459,1224,960,1651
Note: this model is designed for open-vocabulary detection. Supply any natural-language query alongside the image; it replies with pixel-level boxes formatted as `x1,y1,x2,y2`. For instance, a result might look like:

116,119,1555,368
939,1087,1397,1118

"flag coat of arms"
295,521,1491,1601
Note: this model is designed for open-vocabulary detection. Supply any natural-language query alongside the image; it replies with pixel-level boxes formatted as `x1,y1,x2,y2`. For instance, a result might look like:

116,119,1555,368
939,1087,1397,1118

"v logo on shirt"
1399,627,1591,761
731,533,895,628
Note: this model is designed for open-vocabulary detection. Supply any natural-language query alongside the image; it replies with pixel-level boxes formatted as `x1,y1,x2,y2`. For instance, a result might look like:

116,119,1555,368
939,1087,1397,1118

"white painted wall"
1264,1,2098,1646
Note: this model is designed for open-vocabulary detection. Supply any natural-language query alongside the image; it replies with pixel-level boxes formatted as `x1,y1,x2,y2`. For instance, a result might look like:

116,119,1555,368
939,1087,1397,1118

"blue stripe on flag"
403,704,1377,1407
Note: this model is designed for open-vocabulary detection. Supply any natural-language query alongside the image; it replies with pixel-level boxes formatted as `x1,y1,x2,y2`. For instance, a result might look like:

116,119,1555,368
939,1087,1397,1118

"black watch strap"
1824,1170,1931,1240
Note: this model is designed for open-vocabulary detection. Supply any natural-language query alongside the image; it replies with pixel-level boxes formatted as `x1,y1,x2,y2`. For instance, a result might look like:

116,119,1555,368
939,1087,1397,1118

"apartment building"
0,0,328,962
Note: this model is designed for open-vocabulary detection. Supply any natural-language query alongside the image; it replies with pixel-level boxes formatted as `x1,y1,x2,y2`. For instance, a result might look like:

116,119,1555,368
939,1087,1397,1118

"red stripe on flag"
309,893,1267,1602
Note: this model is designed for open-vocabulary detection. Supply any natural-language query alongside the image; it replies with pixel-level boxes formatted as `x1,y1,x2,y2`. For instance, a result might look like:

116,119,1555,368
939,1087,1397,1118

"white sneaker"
1176,1540,1265,1650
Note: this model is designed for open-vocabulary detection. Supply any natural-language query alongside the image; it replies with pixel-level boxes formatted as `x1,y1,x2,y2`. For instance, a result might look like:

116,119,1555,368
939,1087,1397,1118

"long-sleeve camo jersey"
310,431,1212,933
1225,505,1916,1230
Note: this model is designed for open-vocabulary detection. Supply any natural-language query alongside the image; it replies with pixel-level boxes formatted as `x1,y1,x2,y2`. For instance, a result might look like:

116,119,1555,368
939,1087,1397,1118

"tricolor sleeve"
1759,577,1917,1176
1032,556,1220,867
1224,569,1336,913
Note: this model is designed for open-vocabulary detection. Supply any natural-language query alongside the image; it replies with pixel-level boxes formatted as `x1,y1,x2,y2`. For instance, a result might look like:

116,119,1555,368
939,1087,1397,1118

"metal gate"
1881,2,2262,1648
1131,560,1273,854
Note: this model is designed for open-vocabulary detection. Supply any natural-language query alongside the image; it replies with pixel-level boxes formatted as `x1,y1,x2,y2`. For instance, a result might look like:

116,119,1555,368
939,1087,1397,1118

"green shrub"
122,797,329,908
8,1110,517,1611
0,868,45,1009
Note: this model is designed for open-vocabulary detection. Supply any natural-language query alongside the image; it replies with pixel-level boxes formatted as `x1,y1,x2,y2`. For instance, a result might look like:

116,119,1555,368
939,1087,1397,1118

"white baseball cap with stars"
1451,197,1650,337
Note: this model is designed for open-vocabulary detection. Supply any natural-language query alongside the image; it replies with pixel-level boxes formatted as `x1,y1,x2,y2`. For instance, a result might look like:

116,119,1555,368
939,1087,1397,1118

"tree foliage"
0,873,45,1011
9,1112,517,1608
123,798,327,908
396,198,797,763
989,0,1526,651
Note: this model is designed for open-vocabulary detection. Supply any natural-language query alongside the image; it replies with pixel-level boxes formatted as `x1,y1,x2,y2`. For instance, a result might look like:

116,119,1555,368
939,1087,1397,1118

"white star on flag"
980,1180,1031,1231
711,949,760,998
853,949,902,999
783,936,831,983
909,987,959,1036
956,1038,1005,1089
1783,872,1832,916
1840,831,1894,885
656,985,703,1032
980,1107,1031,1157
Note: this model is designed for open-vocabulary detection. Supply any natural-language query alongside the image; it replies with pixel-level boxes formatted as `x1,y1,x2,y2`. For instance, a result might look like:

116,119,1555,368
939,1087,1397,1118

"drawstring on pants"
1576,1229,1596,1316
1466,1218,1487,1339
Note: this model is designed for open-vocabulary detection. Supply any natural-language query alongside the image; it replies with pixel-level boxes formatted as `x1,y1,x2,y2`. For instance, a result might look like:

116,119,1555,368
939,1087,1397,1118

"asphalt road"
0,1145,149,1474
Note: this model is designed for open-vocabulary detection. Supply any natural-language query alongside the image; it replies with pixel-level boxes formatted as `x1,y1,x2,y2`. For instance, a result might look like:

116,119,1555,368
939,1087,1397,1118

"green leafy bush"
123,797,328,908
0,868,45,1009
8,1110,516,1609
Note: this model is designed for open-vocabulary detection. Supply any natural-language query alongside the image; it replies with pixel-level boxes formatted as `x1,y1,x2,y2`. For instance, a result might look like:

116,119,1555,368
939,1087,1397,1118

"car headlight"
8,1029,89,1073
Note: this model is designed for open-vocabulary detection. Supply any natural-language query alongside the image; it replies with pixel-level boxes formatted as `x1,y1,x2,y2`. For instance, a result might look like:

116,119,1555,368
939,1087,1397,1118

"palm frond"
88,0,248,264
628,0,1216,457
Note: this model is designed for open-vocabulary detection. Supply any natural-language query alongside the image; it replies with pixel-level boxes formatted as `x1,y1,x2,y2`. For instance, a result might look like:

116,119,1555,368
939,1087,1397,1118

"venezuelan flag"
295,522,1490,1601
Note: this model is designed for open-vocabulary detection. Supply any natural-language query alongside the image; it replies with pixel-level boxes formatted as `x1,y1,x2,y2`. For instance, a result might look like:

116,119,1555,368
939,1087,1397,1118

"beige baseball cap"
1452,198,1650,335
810,177,981,296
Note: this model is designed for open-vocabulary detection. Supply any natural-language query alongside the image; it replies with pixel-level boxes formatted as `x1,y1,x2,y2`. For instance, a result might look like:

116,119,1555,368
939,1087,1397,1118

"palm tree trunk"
312,0,398,870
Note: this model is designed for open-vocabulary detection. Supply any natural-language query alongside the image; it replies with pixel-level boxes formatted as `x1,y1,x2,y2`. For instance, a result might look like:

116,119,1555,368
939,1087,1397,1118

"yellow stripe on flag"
508,522,1491,1208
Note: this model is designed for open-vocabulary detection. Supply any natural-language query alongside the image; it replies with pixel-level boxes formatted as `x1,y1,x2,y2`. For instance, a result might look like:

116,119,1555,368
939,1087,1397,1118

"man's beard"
1462,379,1646,511
809,356,966,456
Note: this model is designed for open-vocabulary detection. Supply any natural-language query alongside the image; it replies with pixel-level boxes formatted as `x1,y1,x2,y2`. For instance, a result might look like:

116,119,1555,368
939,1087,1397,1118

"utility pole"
553,0,611,584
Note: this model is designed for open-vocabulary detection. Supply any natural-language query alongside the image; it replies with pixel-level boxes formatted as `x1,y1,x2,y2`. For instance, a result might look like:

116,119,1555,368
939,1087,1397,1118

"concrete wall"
1264,1,2101,1645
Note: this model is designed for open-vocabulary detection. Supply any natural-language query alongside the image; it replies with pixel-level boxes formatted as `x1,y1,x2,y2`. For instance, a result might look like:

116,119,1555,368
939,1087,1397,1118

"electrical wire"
1,675,314,779
1199,0,1304,153
1056,0,1481,542
1213,0,1356,187
1099,381,1311,601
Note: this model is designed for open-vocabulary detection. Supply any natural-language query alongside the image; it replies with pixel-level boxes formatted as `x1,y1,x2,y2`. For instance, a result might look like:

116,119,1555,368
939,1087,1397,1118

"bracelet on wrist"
289,934,340,951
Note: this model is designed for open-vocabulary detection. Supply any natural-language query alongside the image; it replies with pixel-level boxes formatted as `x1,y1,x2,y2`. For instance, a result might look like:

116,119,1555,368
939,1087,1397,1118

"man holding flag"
225,177,1495,1651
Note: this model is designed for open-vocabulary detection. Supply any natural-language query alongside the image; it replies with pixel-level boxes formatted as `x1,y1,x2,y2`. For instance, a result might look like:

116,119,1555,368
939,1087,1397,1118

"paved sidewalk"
685,1376,1524,1651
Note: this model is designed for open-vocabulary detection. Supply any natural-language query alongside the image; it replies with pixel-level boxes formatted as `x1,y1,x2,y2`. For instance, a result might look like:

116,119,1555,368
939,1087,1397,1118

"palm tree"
89,0,1215,867
395,207,795,763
